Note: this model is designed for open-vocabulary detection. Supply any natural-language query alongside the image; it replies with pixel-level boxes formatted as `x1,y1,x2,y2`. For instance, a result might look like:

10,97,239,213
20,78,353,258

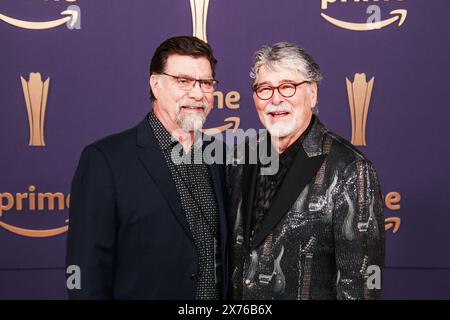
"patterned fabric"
251,116,314,242
148,111,220,300
226,116,385,300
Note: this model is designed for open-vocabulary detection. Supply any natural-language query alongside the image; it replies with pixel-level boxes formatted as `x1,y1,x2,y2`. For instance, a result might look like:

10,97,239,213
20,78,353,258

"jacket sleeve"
65,145,117,299
333,159,385,300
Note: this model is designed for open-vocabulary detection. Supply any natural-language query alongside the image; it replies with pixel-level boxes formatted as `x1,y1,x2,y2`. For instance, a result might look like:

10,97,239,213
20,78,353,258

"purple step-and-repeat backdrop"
0,0,449,299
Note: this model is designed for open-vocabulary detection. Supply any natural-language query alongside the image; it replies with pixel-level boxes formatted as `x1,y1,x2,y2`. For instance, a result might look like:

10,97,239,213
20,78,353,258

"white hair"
250,42,323,114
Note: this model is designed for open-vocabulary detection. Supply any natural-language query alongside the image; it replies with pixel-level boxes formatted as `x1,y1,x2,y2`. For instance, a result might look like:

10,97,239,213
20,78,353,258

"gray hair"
250,42,322,85
250,42,323,113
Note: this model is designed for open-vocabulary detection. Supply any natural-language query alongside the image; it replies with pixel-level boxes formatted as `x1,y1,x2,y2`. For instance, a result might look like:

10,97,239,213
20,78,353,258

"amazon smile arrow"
0,220,68,238
385,217,401,234
203,117,240,135
321,9,407,31
0,7,79,30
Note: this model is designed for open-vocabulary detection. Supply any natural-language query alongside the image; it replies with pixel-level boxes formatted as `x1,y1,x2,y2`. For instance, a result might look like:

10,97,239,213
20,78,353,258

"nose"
271,88,284,105
187,81,205,101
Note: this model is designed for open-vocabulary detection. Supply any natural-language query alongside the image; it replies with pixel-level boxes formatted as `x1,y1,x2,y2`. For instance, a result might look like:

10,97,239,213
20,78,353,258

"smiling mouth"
268,111,291,118
181,106,204,112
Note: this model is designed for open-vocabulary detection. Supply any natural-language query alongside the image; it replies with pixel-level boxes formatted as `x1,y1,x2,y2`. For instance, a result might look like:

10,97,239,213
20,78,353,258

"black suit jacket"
66,115,228,299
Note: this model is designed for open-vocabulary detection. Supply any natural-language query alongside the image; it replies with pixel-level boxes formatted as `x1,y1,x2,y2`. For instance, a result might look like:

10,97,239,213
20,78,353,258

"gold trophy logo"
188,1,243,134
20,72,50,147
190,0,210,42
346,73,374,146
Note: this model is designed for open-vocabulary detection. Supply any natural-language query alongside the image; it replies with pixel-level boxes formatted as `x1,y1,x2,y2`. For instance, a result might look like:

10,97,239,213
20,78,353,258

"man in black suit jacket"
66,36,227,299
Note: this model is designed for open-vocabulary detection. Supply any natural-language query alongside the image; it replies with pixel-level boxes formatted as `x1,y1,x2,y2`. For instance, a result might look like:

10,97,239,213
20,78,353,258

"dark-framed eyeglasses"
160,72,218,92
253,81,310,100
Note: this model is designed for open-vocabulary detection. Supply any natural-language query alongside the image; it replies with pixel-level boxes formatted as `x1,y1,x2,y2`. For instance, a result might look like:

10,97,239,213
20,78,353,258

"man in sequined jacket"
227,42,385,300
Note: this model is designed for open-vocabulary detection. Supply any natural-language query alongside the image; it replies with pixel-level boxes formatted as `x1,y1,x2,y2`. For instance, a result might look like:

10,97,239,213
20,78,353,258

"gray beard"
176,111,206,132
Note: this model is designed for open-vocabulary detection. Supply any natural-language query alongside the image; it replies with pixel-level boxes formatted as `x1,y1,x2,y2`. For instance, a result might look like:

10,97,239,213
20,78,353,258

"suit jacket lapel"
136,118,193,241
242,162,258,249
250,117,327,249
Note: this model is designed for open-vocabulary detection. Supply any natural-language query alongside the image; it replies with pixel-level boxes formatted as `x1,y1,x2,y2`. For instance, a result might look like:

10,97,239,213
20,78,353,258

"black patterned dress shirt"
148,111,220,299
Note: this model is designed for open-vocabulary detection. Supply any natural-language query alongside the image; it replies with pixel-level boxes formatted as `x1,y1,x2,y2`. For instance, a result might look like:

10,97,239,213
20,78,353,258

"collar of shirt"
147,111,203,154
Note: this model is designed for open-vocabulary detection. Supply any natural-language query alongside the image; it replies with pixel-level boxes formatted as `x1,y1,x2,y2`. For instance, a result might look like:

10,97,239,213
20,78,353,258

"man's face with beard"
150,54,214,133
253,64,317,140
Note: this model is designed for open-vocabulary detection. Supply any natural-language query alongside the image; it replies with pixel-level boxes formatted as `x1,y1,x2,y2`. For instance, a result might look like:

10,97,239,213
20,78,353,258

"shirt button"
244,279,251,285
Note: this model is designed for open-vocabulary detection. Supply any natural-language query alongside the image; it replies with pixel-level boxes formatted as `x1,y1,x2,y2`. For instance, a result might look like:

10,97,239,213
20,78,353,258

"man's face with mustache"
150,54,214,133
253,64,317,139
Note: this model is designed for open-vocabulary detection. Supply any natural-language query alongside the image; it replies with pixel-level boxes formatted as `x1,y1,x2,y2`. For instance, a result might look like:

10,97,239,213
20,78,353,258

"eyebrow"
170,73,214,80
256,79,298,86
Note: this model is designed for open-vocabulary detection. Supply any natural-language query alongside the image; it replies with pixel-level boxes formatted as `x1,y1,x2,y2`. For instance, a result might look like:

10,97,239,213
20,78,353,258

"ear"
309,82,318,109
150,74,161,100
252,91,258,104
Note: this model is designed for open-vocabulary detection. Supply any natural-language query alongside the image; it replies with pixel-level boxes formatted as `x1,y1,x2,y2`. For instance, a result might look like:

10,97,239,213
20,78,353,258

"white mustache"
264,103,294,115
177,101,208,111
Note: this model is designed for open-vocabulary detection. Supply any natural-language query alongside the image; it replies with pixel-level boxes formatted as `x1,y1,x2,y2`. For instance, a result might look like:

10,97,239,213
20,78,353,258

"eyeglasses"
253,81,310,100
160,72,218,93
